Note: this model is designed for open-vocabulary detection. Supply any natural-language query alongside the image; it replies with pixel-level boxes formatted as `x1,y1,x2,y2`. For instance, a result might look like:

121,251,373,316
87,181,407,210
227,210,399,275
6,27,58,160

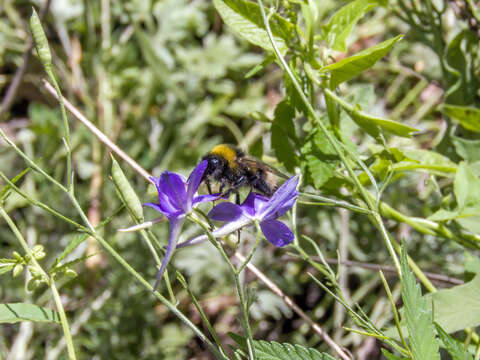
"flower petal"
260,219,294,246
241,192,269,217
208,202,243,221
260,176,299,220
193,193,220,205
152,216,185,291
143,202,182,219
186,161,207,206
159,171,187,212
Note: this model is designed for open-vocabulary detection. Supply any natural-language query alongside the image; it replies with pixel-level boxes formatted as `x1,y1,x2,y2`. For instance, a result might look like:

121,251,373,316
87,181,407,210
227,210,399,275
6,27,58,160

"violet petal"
158,171,188,212
152,216,184,291
260,219,294,246
193,193,220,205
186,161,207,206
260,176,299,220
208,202,243,222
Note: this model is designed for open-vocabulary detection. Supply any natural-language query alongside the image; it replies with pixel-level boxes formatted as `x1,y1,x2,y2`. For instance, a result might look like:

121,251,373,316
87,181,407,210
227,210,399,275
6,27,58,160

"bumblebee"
201,144,288,199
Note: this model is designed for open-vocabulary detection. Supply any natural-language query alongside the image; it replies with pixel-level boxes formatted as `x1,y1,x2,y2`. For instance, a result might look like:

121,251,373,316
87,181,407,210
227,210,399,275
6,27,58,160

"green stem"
0,205,77,360
236,221,261,275
177,272,230,359
188,215,256,360
256,0,402,276
44,67,72,191
50,278,77,360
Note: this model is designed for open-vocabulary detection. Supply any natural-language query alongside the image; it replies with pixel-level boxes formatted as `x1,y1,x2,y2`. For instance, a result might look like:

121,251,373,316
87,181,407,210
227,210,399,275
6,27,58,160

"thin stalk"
236,221,262,274
188,215,256,360
49,279,77,360
0,206,77,360
379,271,410,354
177,272,230,359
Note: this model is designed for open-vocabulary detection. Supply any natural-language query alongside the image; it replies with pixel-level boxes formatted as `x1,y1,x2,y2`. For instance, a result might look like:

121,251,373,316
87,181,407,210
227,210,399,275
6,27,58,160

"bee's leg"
206,179,213,195
234,189,241,245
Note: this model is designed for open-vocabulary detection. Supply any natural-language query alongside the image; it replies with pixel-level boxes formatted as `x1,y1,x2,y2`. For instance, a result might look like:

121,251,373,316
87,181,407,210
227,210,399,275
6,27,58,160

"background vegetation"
1,0,480,359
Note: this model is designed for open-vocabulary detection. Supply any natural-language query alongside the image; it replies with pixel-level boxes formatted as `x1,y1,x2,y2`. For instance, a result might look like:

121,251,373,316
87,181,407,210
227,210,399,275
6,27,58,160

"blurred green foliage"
1,0,480,359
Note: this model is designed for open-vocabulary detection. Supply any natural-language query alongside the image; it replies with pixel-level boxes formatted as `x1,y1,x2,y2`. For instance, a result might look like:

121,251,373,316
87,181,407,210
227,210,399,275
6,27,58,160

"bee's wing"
238,156,289,179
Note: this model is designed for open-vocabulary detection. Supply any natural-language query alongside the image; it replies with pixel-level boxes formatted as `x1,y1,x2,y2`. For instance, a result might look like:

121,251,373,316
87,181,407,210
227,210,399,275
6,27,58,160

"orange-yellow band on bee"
210,144,237,168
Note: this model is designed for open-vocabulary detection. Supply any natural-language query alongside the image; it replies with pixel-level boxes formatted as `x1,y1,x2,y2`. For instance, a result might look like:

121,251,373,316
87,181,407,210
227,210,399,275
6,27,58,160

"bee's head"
202,153,226,180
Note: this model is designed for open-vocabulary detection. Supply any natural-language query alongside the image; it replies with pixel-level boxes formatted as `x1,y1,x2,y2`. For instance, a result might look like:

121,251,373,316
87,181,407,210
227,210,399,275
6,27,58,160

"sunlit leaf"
0,303,59,324
213,0,294,53
320,35,403,89
401,246,440,360
428,275,480,334
322,0,387,52
271,100,297,171
443,104,480,133
435,323,474,360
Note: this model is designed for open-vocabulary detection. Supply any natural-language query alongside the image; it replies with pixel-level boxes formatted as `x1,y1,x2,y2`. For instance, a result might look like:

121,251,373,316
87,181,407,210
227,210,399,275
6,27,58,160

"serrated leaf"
229,334,336,360
320,35,403,89
322,0,386,52
389,275,480,339
301,131,338,189
443,105,480,133
401,246,440,360
271,100,297,171
213,0,294,53
435,323,474,360
0,303,60,324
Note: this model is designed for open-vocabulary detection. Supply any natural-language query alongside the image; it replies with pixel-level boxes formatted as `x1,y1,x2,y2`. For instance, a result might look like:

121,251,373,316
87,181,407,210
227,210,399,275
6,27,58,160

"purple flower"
145,160,217,290
177,176,299,249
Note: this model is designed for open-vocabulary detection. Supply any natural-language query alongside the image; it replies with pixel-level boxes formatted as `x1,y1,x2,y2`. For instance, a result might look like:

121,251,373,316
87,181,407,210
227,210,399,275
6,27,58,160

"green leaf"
454,162,480,210
300,130,338,188
322,0,386,52
213,0,294,53
346,105,416,139
381,349,407,360
325,90,417,138
464,252,480,274
435,323,474,360
443,104,480,133
0,303,60,324
320,35,403,89
429,275,480,334
229,334,336,360
271,101,297,171
400,246,440,360
392,148,457,175
452,136,480,163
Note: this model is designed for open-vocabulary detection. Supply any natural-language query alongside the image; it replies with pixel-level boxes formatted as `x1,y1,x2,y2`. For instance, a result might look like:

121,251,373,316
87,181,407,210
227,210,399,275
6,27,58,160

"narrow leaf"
0,303,60,324
213,0,294,53
443,104,480,133
400,246,440,360
435,323,474,360
320,35,403,89
322,0,386,52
